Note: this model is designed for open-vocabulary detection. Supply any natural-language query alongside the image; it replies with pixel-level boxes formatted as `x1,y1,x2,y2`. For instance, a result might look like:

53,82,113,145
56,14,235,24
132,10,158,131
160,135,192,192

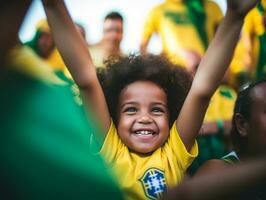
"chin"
131,147,156,156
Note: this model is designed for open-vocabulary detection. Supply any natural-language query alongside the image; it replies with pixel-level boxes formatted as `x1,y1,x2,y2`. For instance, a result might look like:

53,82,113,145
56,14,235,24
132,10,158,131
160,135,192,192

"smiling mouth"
135,130,155,135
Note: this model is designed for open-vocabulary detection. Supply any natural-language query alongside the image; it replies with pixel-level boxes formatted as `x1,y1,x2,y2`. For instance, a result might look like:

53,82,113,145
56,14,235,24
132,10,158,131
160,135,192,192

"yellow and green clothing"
244,1,266,80
188,85,237,175
203,85,237,122
100,121,198,200
0,45,123,200
141,0,223,66
24,19,66,71
230,0,266,85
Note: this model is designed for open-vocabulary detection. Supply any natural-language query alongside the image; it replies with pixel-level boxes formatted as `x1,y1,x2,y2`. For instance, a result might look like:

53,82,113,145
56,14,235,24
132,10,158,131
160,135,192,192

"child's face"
117,81,169,155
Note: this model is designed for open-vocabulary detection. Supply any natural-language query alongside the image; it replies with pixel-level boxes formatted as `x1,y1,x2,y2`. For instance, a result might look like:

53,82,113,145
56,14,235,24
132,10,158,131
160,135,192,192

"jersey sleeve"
165,122,198,171
100,120,124,164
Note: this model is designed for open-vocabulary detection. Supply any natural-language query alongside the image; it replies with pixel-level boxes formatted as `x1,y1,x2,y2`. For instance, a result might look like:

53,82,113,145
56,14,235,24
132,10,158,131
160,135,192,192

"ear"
235,113,249,137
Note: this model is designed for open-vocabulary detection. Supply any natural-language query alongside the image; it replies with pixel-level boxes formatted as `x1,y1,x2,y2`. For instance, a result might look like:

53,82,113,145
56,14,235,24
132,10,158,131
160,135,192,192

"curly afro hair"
98,54,192,126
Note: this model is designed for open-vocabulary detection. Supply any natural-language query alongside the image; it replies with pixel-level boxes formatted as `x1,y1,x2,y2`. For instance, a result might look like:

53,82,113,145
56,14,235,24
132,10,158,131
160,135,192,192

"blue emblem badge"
140,168,167,199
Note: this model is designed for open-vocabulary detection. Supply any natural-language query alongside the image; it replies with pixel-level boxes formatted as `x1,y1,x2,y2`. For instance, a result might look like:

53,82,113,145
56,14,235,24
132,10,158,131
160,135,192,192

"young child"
42,0,259,199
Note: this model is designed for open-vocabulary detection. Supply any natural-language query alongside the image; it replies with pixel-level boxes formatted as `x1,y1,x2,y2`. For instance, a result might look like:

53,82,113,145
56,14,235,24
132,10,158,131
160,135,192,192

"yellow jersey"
100,121,198,200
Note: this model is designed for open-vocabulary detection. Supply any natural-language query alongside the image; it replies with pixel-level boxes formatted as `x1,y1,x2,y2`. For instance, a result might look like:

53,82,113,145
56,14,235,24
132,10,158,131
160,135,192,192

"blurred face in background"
103,18,123,49
37,31,54,58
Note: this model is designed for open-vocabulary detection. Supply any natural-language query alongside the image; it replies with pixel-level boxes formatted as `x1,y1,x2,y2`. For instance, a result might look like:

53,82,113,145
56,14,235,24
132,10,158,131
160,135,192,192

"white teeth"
136,130,153,135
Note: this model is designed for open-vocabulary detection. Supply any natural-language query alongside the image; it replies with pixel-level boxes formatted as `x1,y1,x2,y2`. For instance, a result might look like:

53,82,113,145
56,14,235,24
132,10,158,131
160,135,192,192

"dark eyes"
152,107,164,114
122,106,165,114
124,107,137,113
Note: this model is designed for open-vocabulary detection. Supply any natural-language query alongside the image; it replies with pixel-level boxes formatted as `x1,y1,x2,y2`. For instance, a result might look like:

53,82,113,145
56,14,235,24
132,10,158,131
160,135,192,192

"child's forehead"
122,80,165,93
119,80,167,103
123,80,164,90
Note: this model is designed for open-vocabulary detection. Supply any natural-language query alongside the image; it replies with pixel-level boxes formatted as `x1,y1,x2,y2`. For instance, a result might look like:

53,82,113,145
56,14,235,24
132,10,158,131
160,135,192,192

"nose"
137,114,153,124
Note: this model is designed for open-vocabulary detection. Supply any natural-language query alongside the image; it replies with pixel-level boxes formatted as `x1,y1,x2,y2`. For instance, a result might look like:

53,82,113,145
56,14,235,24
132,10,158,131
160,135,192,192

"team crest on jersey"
139,168,167,200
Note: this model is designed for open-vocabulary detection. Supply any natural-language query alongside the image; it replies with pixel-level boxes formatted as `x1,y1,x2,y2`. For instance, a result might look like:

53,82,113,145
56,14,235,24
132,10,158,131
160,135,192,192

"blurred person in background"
24,19,65,71
140,0,223,72
24,19,87,75
89,11,124,68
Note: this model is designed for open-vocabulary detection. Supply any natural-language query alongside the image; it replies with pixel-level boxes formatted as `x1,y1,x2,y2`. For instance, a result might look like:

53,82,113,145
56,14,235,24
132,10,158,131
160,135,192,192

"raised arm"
176,0,260,150
42,0,111,136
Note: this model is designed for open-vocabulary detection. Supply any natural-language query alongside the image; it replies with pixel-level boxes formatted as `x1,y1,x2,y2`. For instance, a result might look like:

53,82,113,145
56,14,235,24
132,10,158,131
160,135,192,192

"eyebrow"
151,102,167,106
120,101,167,108
120,101,138,108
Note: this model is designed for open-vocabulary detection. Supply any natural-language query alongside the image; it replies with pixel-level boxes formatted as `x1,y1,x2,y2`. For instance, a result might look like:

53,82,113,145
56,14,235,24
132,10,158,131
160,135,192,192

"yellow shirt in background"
8,45,64,85
204,85,237,122
229,0,266,83
141,0,223,66
100,121,198,200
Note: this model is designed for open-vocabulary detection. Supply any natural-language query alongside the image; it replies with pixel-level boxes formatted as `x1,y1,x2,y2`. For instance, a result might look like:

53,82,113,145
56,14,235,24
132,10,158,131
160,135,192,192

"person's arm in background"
140,6,159,54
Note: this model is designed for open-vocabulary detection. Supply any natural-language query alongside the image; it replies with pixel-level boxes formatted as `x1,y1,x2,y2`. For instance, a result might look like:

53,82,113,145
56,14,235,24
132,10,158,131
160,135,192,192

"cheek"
117,115,133,131
158,117,170,133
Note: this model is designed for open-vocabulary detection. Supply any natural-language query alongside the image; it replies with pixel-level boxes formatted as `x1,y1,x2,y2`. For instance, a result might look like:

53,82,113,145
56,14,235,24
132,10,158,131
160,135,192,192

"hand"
227,0,260,18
